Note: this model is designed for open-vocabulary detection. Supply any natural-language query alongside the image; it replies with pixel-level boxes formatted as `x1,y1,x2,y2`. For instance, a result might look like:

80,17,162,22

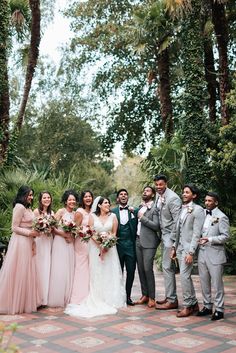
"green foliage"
179,0,210,191
142,134,187,194
225,226,236,274
208,75,236,219
15,99,101,174
9,0,31,40
0,322,20,353
0,164,114,242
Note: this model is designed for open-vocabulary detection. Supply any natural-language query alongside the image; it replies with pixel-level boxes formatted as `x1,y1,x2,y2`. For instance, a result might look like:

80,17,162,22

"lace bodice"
92,213,115,234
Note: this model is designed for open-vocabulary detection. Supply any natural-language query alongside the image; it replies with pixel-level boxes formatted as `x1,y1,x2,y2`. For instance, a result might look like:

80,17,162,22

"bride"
65,196,126,318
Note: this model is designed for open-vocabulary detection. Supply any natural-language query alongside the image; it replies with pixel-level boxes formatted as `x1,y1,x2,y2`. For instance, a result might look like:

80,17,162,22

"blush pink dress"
33,209,54,306
69,208,90,304
48,209,75,307
0,203,42,314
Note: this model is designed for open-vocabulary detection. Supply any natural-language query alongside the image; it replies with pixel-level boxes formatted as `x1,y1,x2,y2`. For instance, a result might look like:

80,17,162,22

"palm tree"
211,0,230,125
131,2,175,140
0,0,41,165
16,0,41,131
0,1,10,165
164,0,231,125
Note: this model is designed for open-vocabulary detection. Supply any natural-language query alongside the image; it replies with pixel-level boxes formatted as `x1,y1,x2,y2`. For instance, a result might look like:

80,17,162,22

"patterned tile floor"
1,271,236,353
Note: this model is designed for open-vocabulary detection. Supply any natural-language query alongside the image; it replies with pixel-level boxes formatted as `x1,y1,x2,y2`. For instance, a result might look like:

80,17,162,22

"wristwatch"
188,252,194,256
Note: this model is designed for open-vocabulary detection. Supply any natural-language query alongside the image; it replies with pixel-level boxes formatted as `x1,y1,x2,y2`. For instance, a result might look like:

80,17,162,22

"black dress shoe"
197,306,212,316
127,298,135,306
211,310,224,321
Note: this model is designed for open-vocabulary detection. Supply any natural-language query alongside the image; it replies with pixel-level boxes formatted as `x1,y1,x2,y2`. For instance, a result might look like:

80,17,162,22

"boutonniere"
160,196,165,205
128,206,135,219
187,207,193,214
211,217,219,226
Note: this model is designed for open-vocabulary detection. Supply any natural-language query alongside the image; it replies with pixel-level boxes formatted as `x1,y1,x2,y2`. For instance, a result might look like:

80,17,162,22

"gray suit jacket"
201,208,230,264
175,203,205,254
139,204,160,249
156,188,182,246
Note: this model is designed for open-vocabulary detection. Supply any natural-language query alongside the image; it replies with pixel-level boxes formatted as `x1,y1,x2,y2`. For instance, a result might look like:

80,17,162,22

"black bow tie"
206,210,212,216
120,206,128,211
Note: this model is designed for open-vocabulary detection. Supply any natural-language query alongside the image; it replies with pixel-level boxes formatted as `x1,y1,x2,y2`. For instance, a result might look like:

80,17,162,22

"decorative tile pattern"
30,324,62,334
210,325,236,335
71,336,104,348
31,339,48,346
120,324,151,334
126,316,142,321
171,336,204,348
0,315,24,321
128,340,145,345
82,326,97,331
2,271,235,353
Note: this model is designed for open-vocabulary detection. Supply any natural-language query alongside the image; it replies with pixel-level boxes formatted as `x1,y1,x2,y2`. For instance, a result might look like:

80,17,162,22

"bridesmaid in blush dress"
48,189,79,308
66,190,94,310
34,191,54,307
0,185,42,314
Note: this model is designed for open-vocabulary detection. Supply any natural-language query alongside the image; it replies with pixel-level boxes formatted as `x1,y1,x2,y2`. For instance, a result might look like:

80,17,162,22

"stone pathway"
1,271,236,353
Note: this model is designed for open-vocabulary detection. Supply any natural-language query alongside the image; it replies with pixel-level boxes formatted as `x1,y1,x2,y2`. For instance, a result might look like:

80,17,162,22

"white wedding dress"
65,213,126,318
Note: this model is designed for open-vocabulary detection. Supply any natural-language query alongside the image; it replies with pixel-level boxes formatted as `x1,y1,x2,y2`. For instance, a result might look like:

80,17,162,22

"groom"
112,189,138,306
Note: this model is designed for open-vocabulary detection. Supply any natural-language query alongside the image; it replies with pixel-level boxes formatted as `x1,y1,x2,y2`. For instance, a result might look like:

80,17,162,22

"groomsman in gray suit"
197,192,230,320
135,186,160,308
154,175,181,310
172,184,205,318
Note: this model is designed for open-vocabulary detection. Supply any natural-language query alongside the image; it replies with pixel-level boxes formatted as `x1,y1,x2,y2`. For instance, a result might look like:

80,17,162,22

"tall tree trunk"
201,0,218,123
211,0,230,125
0,0,10,165
181,0,210,190
156,48,174,141
16,0,41,131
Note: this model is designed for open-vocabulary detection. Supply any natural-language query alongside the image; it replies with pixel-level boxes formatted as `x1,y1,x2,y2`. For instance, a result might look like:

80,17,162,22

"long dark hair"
79,190,94,209
13,185,34,208
94,197,111,216
38,191,53,215
61,189,79,205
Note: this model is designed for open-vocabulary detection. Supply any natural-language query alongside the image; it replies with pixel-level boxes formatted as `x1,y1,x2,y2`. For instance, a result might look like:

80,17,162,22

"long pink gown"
69,208,90,304
34,209,53,306
48,209,75,307
0,204,42,314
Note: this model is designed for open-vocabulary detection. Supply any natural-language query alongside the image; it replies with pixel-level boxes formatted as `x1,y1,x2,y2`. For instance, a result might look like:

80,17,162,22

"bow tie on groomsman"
120,206,129,211
206,210,212,216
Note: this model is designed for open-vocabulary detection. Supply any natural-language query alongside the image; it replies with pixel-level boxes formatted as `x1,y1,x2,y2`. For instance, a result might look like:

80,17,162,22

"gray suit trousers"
162,244,177,302
136,237,157,299
198,248,224,312
177,246,198,307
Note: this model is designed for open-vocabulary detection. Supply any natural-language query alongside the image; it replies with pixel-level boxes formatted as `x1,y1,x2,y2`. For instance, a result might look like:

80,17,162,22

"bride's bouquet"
32,214,58,236
77,225,96,242
60,219,77,238
94,231,118,256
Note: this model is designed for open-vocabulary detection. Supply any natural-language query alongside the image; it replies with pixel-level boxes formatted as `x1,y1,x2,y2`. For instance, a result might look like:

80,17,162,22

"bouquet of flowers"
60,219,77,238
77,225,96,242
32,214,57,236
94,231,118,250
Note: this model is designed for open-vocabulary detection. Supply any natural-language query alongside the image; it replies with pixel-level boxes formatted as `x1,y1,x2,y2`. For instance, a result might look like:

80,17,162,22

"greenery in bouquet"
60,219,77,238
94,231,117,249
0,322,20,353
77,225,95,242
32,215,57,236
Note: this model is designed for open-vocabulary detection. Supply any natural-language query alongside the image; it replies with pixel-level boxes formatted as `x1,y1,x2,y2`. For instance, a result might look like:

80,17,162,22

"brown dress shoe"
156,298,167,305
135,296,149,305
156,300,178,310
148,298,156,308
192,302,199,314
176,307,193,318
